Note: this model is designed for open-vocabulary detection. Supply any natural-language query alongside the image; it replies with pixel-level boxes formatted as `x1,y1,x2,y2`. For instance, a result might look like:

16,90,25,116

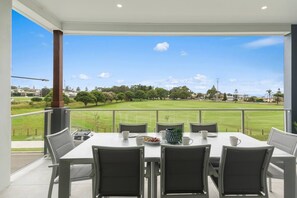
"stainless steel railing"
67,108,290,136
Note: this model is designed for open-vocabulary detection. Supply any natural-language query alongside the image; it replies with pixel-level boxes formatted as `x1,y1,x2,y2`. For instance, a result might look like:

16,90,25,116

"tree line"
17,84,284,107
74,85,193,106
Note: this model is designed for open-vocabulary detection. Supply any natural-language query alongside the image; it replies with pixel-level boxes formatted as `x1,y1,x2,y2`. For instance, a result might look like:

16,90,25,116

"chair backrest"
190,123,218,133
267,127,297,157
119,123,147,133
218,146,274,196
45,127,75,164
160,145,211,196
156,123,184,132
92,146,144,197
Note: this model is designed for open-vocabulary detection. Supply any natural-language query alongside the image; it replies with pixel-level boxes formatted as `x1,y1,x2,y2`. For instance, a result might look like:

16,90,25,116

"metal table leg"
58,160,71,198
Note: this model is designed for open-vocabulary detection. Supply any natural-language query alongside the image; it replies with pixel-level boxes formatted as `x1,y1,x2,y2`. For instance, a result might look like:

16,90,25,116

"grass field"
11,99,285,141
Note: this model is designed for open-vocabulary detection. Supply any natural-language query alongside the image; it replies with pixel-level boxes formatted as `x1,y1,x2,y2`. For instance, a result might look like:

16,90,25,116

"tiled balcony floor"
0,157,284,198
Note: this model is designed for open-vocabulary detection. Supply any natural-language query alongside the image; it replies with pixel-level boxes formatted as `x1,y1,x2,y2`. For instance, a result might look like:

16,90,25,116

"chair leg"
69,181,71,196
47,180,54,198
48,168,57,198
146,162,151,198
92,176,95,198
269,177,272,192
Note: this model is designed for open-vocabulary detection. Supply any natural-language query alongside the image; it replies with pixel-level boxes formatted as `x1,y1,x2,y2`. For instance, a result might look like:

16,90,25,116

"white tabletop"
61,132,293,162
59,132,296,198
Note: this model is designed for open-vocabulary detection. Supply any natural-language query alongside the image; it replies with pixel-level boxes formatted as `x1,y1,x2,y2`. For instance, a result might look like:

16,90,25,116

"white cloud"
79,74,89,80
229,78,237,82
167,76,179,84
180,51,188,56
41,42,49,47
194,74,207,83
98,72,111,78
194,85,207,90
154,42,169,52
116,80,124,83
243,37,283,49
37,33,45,38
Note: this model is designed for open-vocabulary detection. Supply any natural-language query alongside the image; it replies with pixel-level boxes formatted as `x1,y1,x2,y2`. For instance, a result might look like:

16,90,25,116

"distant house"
64,91,77,98
226,94,248,102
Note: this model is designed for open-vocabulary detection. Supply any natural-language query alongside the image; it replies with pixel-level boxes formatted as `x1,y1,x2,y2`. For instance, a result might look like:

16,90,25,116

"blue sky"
12,11,284,96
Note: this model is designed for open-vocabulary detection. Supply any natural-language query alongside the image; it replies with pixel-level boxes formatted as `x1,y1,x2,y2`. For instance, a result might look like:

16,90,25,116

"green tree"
117,92,125,101
169,91,179,100
233,89,238,102
125,91,134,101
134,90,146,101
266,89,272,102
273,88,284,105
155,88,168,100
74,91,95,106
91,90,106,105
41,87,51,97
63,94,70,105
65,86,71,91
169,86,192,100
222,93,227,101
247,96,257,102
206,85,217,99
147,89,157,100
44,91,71,106
76,87,81,92
103,92,116,103
31,97,43,102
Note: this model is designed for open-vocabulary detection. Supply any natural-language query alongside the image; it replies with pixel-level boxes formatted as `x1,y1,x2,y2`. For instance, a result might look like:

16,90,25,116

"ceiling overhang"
13,0,293,36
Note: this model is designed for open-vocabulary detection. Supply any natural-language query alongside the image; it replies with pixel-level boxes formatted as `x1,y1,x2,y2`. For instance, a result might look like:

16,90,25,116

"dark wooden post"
52,30,64,108
45,30,69,136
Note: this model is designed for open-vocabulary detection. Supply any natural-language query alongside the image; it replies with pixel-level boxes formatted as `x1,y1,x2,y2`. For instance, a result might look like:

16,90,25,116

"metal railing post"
156,110,159,123
112,110,116,132
285,110,292,132
241,110,245,134
44,111,52,155
66,110,71,131
199,110,202,123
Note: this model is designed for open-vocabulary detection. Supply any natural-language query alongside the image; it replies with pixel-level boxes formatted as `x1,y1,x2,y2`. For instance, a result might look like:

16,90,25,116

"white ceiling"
13,0,297,35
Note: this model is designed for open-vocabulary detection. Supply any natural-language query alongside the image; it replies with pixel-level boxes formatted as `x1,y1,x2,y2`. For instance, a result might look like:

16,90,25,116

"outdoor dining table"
58,132,296,198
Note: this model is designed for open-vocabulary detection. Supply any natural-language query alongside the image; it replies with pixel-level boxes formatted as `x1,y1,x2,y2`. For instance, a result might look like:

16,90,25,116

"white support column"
0,0,12,191
284,33,292,132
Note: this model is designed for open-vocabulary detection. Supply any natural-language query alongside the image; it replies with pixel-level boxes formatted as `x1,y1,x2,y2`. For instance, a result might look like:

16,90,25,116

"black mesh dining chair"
160,145,211,197
156,123,184,132
211,146,274,198
190,123,218,133
92,146,145,198
119,123,147,133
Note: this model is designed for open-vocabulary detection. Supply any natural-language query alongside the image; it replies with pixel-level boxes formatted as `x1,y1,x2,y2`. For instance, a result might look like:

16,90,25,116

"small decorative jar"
165,128,183,144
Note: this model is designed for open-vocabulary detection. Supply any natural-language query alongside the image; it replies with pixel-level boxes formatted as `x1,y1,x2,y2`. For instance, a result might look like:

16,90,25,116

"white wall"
284,34,292,132
0,0,12,191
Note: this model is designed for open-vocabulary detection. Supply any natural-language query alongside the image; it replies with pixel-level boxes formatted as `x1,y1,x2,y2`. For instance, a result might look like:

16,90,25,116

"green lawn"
11,100,285,141
69,100,284,141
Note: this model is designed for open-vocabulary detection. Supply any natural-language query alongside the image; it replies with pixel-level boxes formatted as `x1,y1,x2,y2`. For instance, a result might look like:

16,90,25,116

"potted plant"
165,128,183,144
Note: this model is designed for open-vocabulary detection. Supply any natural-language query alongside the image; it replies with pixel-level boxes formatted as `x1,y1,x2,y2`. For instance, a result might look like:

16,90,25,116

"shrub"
31,97,43,102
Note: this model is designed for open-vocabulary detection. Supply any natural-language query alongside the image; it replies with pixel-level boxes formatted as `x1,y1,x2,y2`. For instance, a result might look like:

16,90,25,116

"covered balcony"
1,0,297,197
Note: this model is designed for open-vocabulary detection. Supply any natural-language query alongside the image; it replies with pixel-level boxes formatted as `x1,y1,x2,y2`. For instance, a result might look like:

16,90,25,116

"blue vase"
165,128,182,144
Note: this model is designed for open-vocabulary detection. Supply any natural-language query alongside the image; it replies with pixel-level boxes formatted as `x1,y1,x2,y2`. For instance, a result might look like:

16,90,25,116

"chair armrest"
48,163,59,168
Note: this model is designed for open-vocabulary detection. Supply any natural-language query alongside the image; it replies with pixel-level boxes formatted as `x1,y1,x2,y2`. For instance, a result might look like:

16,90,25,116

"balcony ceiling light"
117,4,123,8
261,6,268,10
